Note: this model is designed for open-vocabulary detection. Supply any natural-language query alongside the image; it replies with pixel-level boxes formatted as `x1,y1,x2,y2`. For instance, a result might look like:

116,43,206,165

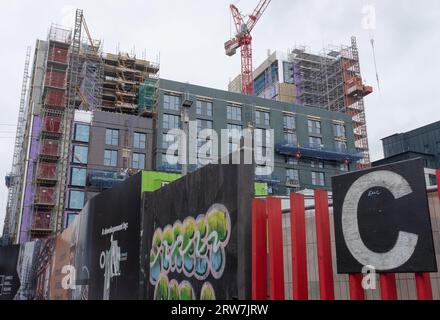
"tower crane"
224,0,271,96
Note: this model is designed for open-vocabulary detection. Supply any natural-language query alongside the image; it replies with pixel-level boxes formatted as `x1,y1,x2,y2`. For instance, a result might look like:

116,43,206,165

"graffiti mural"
149,204,230,300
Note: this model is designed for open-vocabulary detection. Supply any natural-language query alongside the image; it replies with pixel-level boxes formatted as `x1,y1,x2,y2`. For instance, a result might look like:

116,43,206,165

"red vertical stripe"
349,274,365,300
415,273,433,300
267,197,285,300
314,189,335,300
290,193,308,300
380,273,398,300
252,199,268,300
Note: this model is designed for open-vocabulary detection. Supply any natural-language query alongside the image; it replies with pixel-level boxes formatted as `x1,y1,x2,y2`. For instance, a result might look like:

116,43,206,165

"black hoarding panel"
0,245,20,300
332,159,438,274
88,173,142,300
140,163,253,300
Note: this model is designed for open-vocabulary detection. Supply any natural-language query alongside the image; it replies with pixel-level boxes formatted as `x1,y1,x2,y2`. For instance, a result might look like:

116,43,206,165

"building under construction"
229,37,373,169
2,9,159,245
2,11,370,246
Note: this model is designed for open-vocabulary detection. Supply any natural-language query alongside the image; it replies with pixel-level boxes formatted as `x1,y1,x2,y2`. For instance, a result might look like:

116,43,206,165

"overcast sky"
0,0,439,231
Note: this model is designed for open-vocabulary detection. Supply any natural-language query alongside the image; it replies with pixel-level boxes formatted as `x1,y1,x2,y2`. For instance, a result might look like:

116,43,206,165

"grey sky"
1,0,439,231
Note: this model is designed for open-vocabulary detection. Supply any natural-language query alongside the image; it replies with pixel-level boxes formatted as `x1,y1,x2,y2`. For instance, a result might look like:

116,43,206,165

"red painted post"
380,273,398,300
415,273,433,300
349,274,365,300
252,199,268,300
266,197,285,300
314,189,335,300
290,193,308,300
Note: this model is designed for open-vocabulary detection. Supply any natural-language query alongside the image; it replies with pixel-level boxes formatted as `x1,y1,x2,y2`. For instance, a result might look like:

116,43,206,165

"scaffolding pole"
2,46,32,244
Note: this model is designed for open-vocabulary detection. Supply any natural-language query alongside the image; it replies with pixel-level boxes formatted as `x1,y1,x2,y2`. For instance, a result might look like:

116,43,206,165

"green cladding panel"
142,170,268,196
141,171,182,193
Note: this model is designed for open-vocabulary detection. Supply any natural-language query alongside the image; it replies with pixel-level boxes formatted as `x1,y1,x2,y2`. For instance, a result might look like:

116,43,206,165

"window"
286,157,298,166
311,161,324,169
226,105,242,121
133,132,146,149
339,163,349,172
228,142,239,154
104,149,118,167
69,190,84,210
286,169,299,181
197,138,212,158
254,128,269,146
255,110,270,126
164,94,181,111
196,100,213,117
309,136,323,148
334,123,346,138
72,145,88,164
283,115,296,130
255,146,267,162
308,119,321,135
227,124,243,140
132,153,145,169
284,132,297,145
105,129,119,146
74,124,90,142
312,172,325,187
163,114,180,130
66,213,78,227
162,153,178,165
162,132,178,149
335,141,347,151
283,62,295,84
197,119,213,131
71,168,87,187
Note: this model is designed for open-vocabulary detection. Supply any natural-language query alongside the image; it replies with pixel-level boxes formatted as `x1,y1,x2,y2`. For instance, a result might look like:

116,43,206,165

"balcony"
47,46,69,65
31,211,52,231
255,175,281,185
276,142,363,163
40,139,60,158
87,170,128,190
158,164,182,174
36,163,58,182
45,89,65,108
34,187,56,206
42,116,62,135
45,70,66,89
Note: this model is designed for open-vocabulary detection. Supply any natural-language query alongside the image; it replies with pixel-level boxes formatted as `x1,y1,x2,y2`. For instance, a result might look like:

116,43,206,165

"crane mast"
224,0,271,95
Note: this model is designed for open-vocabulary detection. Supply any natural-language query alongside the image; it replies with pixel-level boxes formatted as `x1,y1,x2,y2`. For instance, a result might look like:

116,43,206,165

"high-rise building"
229,38,373,170
2,10,159,245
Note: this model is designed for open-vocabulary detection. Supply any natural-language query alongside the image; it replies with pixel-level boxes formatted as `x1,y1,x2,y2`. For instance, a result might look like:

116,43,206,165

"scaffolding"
288,37,373,169
2,46,31,244
102,52,159,114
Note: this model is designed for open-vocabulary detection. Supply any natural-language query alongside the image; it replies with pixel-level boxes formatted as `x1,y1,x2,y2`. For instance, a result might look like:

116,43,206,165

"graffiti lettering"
149,203,230,299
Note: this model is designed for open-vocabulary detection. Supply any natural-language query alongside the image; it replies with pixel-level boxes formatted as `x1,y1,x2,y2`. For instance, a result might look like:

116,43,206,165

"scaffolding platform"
276,142,363,163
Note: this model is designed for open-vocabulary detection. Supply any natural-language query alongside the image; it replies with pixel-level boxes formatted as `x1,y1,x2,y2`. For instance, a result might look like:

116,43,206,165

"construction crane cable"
370,37,381,93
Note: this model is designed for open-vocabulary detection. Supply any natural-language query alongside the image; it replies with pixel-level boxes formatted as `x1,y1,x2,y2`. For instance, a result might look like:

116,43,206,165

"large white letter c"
342,170,418,271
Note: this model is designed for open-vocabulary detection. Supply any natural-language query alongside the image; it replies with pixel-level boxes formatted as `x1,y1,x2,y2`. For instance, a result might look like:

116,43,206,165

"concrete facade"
156,79,359,195
64,110,154,227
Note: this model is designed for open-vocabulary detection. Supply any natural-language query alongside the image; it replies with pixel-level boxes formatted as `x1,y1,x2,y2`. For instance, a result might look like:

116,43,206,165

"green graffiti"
154,275,169,300
200,282,216,300
149,203,231,300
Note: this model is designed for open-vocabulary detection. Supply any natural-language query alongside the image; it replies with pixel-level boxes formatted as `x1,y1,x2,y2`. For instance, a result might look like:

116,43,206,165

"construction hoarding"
140,163,254,300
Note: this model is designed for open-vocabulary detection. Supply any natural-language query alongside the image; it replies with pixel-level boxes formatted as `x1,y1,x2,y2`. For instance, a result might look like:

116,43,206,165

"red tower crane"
224,0,271,96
